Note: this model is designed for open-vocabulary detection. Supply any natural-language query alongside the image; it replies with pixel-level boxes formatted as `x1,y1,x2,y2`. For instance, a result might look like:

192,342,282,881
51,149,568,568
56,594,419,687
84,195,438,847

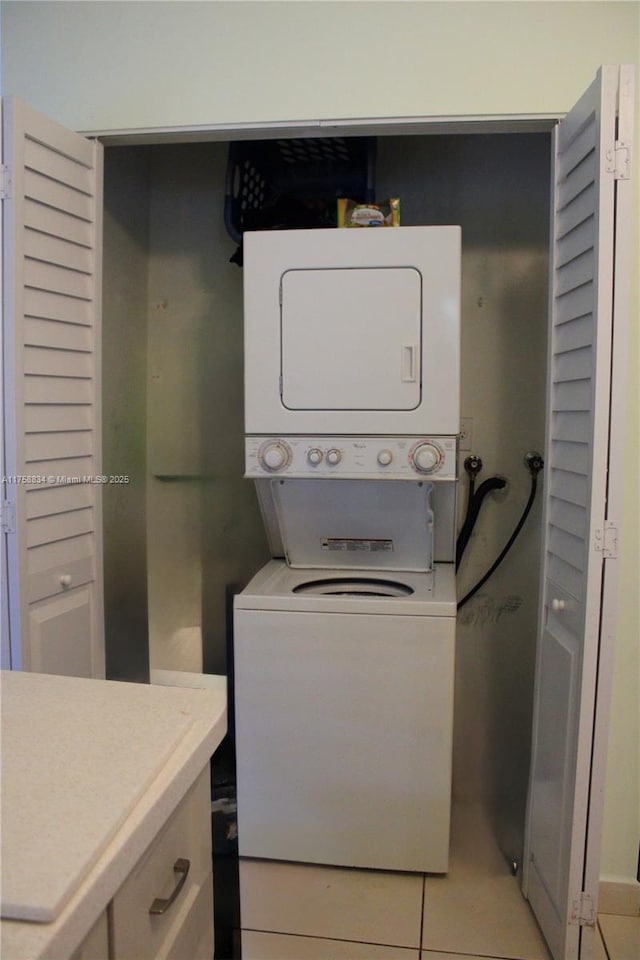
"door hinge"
0,163,12,200
595,521,618,559
278,374,283,396
279,281,283,307
572,891,596,927
1,500,16,535
605,141,631,180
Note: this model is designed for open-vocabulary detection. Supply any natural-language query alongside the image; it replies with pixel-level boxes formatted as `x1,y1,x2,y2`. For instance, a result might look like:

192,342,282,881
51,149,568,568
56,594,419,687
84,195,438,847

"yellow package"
337,198,400,227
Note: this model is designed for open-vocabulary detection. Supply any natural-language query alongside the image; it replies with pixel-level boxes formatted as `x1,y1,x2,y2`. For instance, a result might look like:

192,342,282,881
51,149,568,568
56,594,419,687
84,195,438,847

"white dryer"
243,226,461,438
234,560,456,873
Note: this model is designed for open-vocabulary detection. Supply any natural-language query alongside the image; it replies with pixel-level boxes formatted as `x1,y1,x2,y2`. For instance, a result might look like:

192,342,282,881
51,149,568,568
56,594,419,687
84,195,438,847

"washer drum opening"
292,577,414,598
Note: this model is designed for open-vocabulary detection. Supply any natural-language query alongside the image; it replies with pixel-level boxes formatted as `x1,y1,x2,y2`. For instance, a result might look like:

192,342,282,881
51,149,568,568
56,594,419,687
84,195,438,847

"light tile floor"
239,802,639,960
421,802,548,959
597,913,640,960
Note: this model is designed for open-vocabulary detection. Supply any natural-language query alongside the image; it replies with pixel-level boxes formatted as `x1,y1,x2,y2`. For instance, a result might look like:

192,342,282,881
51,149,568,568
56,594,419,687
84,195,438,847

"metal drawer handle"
149,858,190,915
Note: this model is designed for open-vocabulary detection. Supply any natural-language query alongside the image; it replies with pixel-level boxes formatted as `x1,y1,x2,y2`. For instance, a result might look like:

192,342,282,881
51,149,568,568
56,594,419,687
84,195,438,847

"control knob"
307,448,323,466
411,441,442,475
259,440,291,472
377,449,393,466
325,448,342,466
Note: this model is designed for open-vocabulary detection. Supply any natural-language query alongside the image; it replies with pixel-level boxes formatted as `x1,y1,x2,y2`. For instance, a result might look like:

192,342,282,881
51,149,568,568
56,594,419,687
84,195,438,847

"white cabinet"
70,772,214,960
0,671,226,960
110,768,213,960
70,911,109,960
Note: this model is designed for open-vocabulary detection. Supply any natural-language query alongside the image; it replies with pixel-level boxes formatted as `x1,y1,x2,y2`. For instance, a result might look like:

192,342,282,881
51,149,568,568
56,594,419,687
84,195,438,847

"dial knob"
377,449,393,466
259,440,291,472
307,448,323,466
411,442,442,474
325,448,342,466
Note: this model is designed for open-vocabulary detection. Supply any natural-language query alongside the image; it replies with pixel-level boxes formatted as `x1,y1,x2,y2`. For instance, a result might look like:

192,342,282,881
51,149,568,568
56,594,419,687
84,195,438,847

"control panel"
245,436,457,480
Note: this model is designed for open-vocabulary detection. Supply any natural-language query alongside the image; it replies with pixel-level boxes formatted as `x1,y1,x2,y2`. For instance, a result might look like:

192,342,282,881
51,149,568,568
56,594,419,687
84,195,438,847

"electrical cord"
457,453,543,610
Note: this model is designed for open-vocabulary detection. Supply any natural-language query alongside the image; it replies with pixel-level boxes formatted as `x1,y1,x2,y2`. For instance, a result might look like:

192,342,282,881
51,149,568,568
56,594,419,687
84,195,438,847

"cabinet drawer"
165,871,214,960
110,769,212,959
70,909,109,960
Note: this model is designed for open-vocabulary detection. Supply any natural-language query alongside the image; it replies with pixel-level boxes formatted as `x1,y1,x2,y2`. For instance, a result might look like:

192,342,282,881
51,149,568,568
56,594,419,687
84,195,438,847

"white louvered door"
523,66,634,960
2,97,104,677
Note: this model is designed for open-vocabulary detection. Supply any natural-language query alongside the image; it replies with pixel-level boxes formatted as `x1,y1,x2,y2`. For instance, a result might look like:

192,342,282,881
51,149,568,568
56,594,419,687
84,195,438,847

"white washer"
234,560,456,873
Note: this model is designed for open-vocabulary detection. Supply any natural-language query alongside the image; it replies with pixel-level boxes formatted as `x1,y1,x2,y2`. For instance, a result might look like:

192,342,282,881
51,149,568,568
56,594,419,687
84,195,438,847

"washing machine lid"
269,478,433,572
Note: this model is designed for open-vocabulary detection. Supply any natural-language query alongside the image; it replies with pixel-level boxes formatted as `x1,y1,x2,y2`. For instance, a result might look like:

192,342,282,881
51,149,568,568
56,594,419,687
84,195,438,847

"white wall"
2,0,638,888
1,2,638,133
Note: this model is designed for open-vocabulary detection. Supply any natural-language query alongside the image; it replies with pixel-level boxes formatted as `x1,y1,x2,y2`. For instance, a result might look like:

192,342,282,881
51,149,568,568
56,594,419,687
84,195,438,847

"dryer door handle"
401,344,420,383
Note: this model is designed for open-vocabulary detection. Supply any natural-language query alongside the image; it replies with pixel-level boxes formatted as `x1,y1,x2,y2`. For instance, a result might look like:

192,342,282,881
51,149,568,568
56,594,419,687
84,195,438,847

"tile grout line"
597,918,613,960
419,873,426,957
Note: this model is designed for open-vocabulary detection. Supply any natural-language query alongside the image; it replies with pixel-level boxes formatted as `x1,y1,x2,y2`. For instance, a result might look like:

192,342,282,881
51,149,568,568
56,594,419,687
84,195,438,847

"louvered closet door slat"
24,199,93,247
549,469,588,511
25,404,92,433
548,497,589,541
555,283,593,325
550,439,590,476
24,287,93,325
24,346,92,377
24,169,94,222
557,150,597,209
556,218,597,269
553,378,591,411
3,96,104,678
24,317,92,351
24,377,92,404
24,430,93,463
555,250,595,296
552,410,591,444
547,556,583,605
554,315,593,353
27,508,94,550
21,107,95,167
24,231,93,274
556,183,596,238
26,484,93,520
558,116,597,179
21,458,95,490
27,534,95,575
25,258,93,300
24,137,93,194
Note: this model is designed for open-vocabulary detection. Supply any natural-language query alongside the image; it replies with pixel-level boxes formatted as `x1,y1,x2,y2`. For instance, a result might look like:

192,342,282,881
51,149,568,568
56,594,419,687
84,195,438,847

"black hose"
457,473,476,559
457,473,538,610
456,476,507,570
455,455,483,568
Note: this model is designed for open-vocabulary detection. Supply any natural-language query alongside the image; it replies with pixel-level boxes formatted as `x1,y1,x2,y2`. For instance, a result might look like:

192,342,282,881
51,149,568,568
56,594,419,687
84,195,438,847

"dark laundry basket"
224,136,376,261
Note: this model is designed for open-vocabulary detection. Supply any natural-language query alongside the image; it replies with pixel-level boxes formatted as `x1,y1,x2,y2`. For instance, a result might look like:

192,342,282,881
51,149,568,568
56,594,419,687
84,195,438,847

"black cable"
456,475,507,570
457,474,476,563
455,455,483,569
457,473,538,610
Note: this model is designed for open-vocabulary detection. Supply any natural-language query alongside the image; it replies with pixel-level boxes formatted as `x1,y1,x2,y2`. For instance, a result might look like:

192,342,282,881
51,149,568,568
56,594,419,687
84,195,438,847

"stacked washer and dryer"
234,226,461,878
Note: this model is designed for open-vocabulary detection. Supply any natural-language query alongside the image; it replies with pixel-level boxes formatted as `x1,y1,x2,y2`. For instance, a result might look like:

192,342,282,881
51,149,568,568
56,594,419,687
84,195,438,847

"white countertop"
0,670,227,960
